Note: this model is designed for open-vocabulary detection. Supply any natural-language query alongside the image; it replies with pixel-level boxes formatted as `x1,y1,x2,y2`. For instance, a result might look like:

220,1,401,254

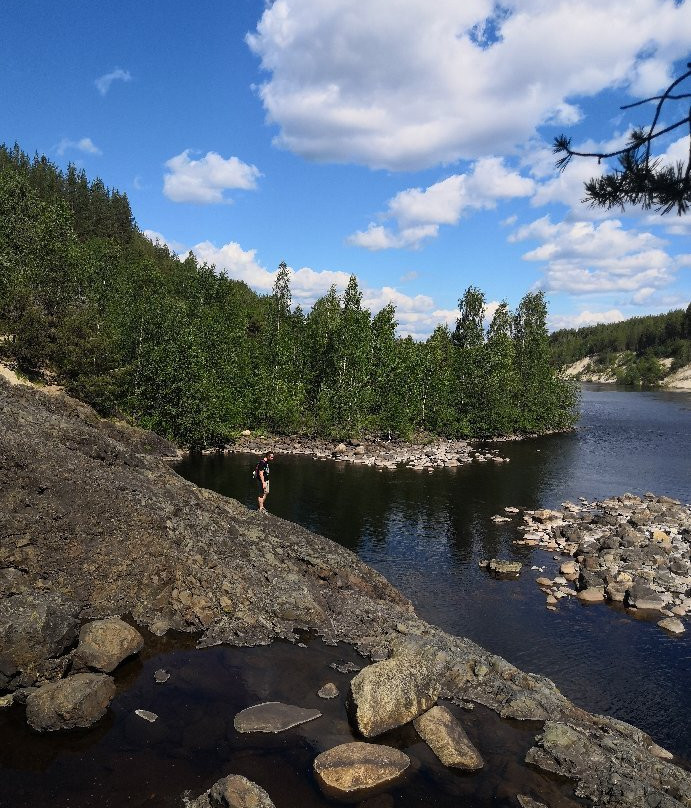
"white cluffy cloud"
163,150,261,204
511,216,684,300
349,157,534,250
247,0,691,170
56,137,102,157
95,68,132,96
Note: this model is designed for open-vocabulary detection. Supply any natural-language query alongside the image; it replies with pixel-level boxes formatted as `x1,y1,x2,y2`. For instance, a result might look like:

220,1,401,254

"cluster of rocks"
510,495,691,633
225,431,509,470
2,378,690,807
185,634,691,807
14,617,144,731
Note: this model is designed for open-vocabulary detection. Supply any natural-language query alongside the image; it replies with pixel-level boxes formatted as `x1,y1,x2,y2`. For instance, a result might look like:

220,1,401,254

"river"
176,385,691,760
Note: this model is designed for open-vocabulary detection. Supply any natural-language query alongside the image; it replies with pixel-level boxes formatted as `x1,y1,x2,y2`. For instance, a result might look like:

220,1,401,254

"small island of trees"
0,144,578,447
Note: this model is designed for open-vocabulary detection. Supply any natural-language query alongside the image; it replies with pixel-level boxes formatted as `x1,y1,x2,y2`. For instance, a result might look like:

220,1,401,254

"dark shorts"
257,479,269,494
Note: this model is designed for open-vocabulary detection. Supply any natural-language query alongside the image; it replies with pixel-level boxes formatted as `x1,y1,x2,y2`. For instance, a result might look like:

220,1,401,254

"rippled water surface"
177,385,691,761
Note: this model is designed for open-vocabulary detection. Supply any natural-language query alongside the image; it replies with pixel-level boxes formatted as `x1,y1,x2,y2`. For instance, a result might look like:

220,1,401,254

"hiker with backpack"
254,451,274,512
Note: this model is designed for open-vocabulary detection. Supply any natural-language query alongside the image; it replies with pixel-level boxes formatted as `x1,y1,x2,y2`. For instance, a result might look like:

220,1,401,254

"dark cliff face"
0,377,413,689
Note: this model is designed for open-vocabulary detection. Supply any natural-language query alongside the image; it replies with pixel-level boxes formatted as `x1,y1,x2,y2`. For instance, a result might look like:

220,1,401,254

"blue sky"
2,0,690,336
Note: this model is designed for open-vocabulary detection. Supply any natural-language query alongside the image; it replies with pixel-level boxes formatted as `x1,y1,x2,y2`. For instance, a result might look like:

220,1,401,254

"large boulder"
313,742,409,799
25,672,116,731
0,592,79,688
185,775,275,808
72,618,144,673
349,641,445,737
413,705,484,769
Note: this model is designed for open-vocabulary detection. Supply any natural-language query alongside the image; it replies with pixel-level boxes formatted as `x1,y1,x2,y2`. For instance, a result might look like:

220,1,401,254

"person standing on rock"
256,451,274,512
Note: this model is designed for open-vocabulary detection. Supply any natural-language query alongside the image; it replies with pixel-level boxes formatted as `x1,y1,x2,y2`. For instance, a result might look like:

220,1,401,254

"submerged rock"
233,702,321,733
413,705,484,770
134,709,158,722
317,682,339,699
185,774,275,808
313,742,409,798
488,559,522,575
658,617,685,634
25,672,115,731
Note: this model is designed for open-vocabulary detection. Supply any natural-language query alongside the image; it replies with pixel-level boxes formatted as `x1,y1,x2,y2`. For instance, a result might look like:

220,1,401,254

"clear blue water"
176,385,691,761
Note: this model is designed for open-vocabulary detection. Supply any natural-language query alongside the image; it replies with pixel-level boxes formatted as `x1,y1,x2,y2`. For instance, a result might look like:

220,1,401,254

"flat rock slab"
72,617,144,673
487,559,522,575
413,705,484,770
658,617,685,634
577,587,604,603
233,702,321,733
25,672,115,731
186,774,275,808
314,742,410,798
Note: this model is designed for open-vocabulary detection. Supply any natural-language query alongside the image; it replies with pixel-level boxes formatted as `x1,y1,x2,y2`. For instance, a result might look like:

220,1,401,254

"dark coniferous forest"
0,144,578,447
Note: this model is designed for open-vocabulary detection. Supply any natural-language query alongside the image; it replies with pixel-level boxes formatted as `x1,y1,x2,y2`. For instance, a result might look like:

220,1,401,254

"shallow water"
176,385,691,761
0,632,582,808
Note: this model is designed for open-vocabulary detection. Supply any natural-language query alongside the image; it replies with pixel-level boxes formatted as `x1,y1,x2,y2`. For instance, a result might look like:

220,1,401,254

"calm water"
176,385,691,760
1,632,581,808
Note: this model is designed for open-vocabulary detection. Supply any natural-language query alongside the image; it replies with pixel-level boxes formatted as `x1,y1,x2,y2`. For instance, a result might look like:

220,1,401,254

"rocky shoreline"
1,376,690,807
507,496,691,633
222,431,510,470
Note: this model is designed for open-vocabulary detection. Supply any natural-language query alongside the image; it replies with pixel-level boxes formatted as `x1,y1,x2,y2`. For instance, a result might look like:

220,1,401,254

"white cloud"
189,240,351,303
349,157,534,249
95,68,132,96
549,308,626,330
56,137,102,157
163,150,261,204
347,223,439,251
142,230,187,254
247,0,691,170
512,216,681,299
144,231,469,338
190,240,275,289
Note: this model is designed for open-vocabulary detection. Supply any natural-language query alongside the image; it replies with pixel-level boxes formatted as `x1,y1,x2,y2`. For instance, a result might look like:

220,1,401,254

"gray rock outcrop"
0,591,79,689
25,672,116,731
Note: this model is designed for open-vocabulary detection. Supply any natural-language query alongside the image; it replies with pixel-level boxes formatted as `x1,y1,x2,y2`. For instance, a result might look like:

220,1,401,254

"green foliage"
550,307,691,375
0,142,579,446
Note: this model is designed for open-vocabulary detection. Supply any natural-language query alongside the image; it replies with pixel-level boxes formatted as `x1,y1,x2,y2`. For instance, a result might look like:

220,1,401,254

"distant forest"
550,308,691,370
0,144,578,447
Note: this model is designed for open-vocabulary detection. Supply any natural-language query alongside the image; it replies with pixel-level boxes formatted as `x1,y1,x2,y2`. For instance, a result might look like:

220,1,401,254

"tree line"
550,307,691,371
0,144,578,447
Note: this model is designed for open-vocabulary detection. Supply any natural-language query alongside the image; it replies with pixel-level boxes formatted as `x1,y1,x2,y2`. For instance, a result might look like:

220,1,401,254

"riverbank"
1,376,690,807
564,357,691,391
224,432,513,470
